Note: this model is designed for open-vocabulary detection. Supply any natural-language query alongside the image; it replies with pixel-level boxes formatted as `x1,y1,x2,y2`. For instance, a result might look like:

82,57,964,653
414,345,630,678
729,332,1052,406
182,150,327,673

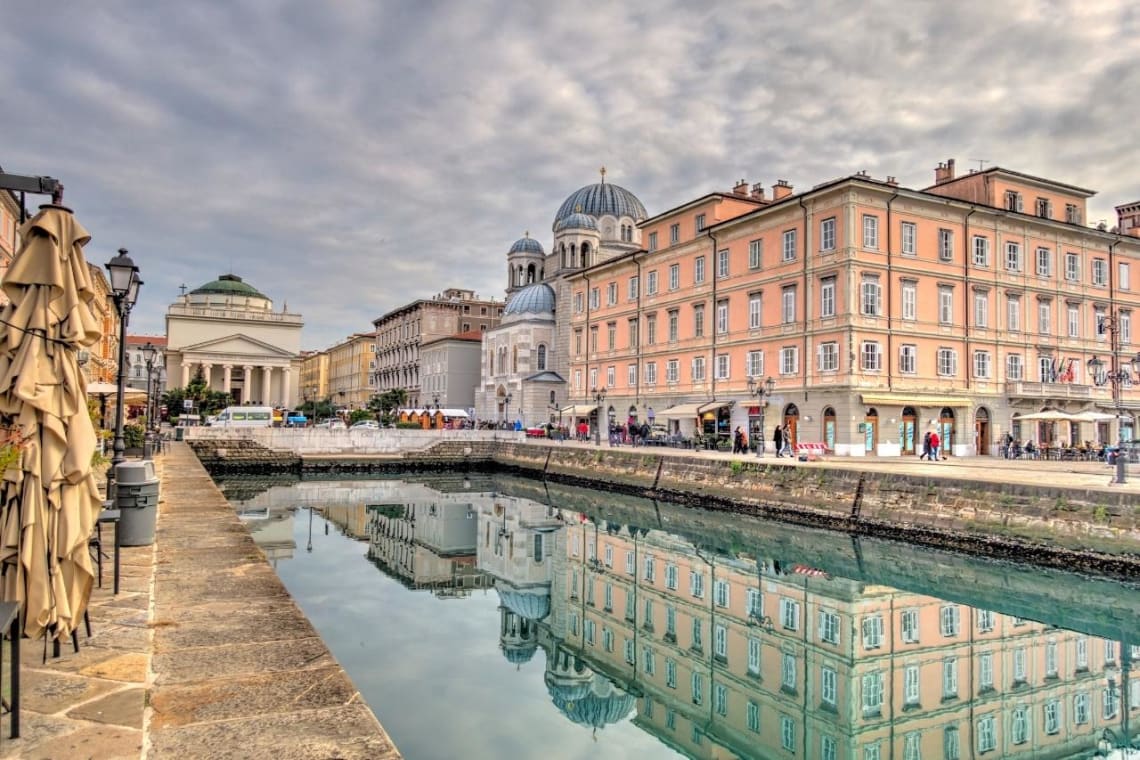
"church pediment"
178,334,295,359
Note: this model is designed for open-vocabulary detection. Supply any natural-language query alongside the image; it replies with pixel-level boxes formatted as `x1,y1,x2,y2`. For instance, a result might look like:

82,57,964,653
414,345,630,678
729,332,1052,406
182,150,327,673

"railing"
167,304,304,324
1004,382,1092,399
185,427,525,454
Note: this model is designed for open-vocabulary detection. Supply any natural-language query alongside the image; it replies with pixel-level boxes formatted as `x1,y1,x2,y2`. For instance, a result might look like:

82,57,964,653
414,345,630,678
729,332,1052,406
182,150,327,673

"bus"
211,406,274,427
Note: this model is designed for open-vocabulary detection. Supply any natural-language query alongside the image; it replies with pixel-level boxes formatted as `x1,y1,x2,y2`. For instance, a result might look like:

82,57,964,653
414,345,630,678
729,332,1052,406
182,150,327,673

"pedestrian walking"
930,430,941,460
773,424,784,457
920,431,932,460
733,426,744,454
780,424,792,457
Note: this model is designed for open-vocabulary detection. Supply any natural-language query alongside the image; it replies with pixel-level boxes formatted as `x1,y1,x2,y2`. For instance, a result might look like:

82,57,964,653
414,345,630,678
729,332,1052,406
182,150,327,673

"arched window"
550,390,556,405
570,243,578,269
560,243,567,268
537,344,547,371
526,264,536,283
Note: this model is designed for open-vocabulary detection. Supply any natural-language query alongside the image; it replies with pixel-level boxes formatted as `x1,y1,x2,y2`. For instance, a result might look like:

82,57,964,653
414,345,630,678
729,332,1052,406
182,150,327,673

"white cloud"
2,0,1137,348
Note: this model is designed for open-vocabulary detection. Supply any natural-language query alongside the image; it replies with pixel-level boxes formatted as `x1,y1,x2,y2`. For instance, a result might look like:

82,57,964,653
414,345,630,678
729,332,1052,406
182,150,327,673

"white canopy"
1013,410,1076,422
1069,410,1118,422
659,402,706,418
559,404,599,417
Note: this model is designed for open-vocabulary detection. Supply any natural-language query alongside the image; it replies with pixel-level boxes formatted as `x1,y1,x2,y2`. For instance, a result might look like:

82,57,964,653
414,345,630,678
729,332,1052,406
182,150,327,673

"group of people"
919,430,943,460
610,420,654,446
772,424,793,457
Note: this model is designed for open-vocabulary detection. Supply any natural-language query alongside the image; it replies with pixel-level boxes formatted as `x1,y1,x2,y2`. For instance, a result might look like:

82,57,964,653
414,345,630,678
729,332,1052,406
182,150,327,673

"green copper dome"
190,274,266,298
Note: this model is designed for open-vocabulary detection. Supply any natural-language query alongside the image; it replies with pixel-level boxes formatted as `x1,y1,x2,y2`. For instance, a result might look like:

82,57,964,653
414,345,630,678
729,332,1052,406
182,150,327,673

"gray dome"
497,586,551,621
501,641,538,665
548,677,636,729
509,235,544,255
554,182,647,228
555,213,598,232
503,283,555,319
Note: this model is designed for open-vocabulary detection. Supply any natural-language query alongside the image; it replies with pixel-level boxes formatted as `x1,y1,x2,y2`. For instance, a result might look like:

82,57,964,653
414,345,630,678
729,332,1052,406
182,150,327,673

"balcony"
1005,382,1092,399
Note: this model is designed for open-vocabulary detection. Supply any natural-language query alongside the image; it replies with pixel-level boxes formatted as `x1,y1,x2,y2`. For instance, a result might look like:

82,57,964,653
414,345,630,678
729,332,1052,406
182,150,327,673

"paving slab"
150,636,336,685
67,687,146,728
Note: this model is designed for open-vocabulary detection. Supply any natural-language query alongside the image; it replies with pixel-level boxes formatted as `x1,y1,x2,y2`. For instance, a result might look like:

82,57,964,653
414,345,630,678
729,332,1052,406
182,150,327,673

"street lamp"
106,248,140,495
432,394,440,430
502,393,512,428
1086,314,1140,484
141,342,158,459
747,376,776,458
591,386,607,446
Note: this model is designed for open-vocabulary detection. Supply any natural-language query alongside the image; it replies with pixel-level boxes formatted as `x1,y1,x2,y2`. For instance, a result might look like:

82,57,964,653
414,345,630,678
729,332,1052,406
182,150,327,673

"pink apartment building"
566,162,1140,456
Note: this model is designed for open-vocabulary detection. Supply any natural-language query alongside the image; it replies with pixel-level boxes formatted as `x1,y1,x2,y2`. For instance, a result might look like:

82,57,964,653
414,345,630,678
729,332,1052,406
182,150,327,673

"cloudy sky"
3,0,1138,349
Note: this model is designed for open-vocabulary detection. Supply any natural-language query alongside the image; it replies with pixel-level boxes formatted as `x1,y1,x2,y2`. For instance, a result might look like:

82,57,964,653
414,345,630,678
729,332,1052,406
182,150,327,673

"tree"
160,368,233,419
370,389,408,425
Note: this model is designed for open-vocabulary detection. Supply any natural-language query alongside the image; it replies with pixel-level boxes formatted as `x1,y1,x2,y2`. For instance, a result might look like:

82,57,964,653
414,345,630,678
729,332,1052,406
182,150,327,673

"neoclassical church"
474,175,648,425
164,274,303,408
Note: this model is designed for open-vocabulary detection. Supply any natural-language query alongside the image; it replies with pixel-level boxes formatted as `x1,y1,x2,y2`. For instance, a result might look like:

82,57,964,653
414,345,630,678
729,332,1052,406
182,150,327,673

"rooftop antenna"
969,158,989,172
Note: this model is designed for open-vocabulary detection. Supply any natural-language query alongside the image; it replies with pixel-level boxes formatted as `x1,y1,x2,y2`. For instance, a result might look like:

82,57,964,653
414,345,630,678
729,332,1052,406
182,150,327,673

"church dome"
190,273,266,298
509,235,545,255
496,586,551,621
547,676,636,729
501,640,538,665
554,182,647,228
554,213,599,232
502,283,555,319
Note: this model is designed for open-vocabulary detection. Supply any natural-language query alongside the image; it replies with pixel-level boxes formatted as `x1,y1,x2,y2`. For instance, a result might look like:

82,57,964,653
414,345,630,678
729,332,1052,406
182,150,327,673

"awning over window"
699,401,734,413
859,394,972,408
659,403,707,418
560,404,600,417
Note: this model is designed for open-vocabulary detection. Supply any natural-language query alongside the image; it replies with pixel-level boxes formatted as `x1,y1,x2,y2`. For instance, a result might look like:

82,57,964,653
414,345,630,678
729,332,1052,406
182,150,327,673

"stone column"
281,367,291,408
242,365,253,403
262,366,272,406
222,365,233,395
181,362,190,387
202,363,213,390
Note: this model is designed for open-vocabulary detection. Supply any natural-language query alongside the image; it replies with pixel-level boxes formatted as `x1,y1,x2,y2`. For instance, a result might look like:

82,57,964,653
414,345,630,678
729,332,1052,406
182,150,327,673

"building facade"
298,349,329,406
421,330,482,410
325,332,375,410
125,335,167,394
372,288,503,408
165,274,303,407
566,163,1140,456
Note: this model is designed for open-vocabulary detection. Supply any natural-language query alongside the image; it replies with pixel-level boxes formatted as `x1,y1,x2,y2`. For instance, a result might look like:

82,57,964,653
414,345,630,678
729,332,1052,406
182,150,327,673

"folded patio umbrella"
0,204,103,639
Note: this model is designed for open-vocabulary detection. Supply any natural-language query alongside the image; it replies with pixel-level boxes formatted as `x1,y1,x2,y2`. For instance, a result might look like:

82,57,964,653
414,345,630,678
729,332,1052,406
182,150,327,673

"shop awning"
699,401,734,413
560,404,599,417
860,394,972,408
659,402,707,418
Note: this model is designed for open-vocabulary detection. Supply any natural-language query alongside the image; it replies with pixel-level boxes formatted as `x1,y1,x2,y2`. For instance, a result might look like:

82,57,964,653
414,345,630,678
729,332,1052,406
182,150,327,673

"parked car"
350,420,380,430
326,419,347,431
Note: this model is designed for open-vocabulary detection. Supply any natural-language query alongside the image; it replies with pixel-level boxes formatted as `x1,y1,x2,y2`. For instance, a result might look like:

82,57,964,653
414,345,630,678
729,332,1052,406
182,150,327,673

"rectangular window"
606,365,615,387
646,271,658,295
938,347,958,376
1036,246,1052,276
1067,304,1080,338
746,350,763,377
822,736,837,760
574,292,584,313
901,221,916,255
746,701,760,732
648,231,658,251
904,733,921,760
748,637,761,675
716,300,729,335
665,605,676,636
628,318,638,348
665,659,676,688
693,303,705,337
1093,258,1107,286
862,614,884,649
714,683,728,716
863,214,879,249
669,223,680,244
781,653,797,690
1066,252,1080,281
715,354,729,380
695,213,706,233
1120,262,1130,290
781,717,795,751
977,716,996,753
1038,299,1052,335
974,291,988,328
821,666,837,706
691,356,706,381
1005,190,1023,212
749,238,763,268
939,286,953,324
1039,355,1054,383
944,727,960,760
665,359,679,384
780,346,799,375
979,652,994,690
607,322,616,350
861,276,882,316
691,672,703,705
627,363,636,387
714,624,728,660
939,228,954,261
818,342,838,372
694,256,705,284
690,570,705,598
668,309,679,342
818,610,840,644
1066,203,1081,223
973,236,990,267
589,287,599,309
607,282,617,306
1006,354,1023,380
943,657,959,697
1074,692,1089,724
1045,700,1060,734
749,293,762,329
902,280,916,320
1011,706,1028,744
645,361,657,385
717,248,729,278
589,326,598,353
862,672,884,715
628,276,639,300
782,286,796,323
643,648,656,675
668,264,680,291
1006,241,1021,272
647,314,657,345
865,743,882,760
861,341,882,371
973,350,991,379
1036,197,1051,218
940,605,960,636
820,218,836,251
747,588,763,618
1076,637,1088,669
625,551,635,575
780,598,800,630
1104,686,1120,719
901,608,919,643
603,545,613,568
1007,295,1021,332
782,229,797,262
821,277,836,318
1122,312,1132,344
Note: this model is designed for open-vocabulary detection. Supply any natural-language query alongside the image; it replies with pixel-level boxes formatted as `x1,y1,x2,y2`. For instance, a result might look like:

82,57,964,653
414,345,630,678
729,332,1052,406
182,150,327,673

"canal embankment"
185,431,1140,576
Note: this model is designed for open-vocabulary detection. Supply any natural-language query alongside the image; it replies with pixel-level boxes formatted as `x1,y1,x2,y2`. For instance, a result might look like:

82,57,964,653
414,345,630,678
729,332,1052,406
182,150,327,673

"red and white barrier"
795,442,826,460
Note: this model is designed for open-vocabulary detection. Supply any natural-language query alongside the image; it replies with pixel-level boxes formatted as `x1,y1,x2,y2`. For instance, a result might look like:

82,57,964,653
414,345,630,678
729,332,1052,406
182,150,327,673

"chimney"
885,176,899,187
750,183,766,202
733,178,749,196
934,158,957,185
772,179,793,201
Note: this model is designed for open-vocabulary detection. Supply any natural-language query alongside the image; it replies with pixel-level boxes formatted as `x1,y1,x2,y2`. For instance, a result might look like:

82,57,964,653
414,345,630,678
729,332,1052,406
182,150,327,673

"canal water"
218,473,1140,760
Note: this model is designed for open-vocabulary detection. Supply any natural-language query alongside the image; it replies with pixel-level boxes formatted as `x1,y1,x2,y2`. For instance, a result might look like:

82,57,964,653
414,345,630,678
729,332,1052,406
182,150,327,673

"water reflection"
224,475,1139,759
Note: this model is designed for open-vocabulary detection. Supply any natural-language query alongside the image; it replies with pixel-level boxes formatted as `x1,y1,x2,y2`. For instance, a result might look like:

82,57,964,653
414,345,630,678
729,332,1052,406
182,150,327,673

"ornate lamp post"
1086,315,1140,484
747,376,776,458
141,341,158,459
432,393,440,430
106,248,141,495
591,386,607,446
501,393,512,428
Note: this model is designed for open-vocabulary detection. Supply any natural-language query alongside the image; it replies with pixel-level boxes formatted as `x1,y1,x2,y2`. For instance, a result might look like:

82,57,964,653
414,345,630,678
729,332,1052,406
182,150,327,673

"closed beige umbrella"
0,204,103,640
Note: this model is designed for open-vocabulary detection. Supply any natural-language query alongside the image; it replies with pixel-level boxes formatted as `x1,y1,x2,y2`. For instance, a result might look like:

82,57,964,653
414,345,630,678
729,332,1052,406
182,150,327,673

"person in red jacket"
929,430,941,460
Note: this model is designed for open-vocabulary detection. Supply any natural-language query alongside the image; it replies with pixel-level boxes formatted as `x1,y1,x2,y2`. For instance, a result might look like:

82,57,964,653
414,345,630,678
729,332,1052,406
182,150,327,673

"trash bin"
115,460,159,546
174,427,185,442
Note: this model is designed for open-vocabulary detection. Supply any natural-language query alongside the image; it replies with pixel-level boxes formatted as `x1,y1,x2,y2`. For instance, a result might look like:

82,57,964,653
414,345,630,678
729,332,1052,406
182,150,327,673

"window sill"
780,686,798,697
902,702,923,712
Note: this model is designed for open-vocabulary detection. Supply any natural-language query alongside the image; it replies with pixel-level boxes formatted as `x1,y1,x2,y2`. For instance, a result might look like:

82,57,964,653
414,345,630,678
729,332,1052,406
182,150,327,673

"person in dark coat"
773,424,784,458
920,431,932,460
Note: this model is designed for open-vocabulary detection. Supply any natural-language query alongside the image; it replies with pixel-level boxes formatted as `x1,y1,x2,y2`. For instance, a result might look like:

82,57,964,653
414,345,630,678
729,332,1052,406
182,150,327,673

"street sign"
183,399,193,410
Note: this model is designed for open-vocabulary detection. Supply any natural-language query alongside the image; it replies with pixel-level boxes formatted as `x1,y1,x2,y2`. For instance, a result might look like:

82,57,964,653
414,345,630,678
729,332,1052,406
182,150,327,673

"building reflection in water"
238,506,295,568
238,476,1139,758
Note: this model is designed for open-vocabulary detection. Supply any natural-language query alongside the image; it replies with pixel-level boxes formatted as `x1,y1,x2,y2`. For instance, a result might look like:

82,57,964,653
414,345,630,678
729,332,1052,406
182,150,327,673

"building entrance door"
900,406,918,455
974,408,990,456
864,408,878,454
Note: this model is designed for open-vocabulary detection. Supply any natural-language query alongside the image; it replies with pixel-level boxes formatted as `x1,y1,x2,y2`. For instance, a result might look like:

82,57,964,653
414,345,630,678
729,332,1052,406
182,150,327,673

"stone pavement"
1,444,401,759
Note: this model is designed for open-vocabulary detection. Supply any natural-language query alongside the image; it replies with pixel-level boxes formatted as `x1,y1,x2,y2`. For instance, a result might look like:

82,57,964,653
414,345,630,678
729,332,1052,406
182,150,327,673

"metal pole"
142,359,153,459
109,298,131,494
1112,319,1128,485
757,402,765,459
594,393,602,446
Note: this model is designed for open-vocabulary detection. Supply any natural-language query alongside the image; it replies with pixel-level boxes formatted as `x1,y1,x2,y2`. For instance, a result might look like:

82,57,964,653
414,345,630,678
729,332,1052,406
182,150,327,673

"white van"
212,406,274,427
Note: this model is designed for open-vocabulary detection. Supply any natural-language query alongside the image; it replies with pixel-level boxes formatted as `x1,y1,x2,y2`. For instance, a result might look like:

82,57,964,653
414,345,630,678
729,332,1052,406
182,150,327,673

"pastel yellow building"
298,349,330,405
325,332,375,410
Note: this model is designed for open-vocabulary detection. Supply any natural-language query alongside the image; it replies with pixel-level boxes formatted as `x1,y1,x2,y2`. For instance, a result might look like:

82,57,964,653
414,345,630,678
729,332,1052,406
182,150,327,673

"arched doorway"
939,407,956,459
864,408,879,454
974,408,990,456
823,407,837,451
783,404,800,449
607,405,616,431
900,406,918,455
627,405,639,427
